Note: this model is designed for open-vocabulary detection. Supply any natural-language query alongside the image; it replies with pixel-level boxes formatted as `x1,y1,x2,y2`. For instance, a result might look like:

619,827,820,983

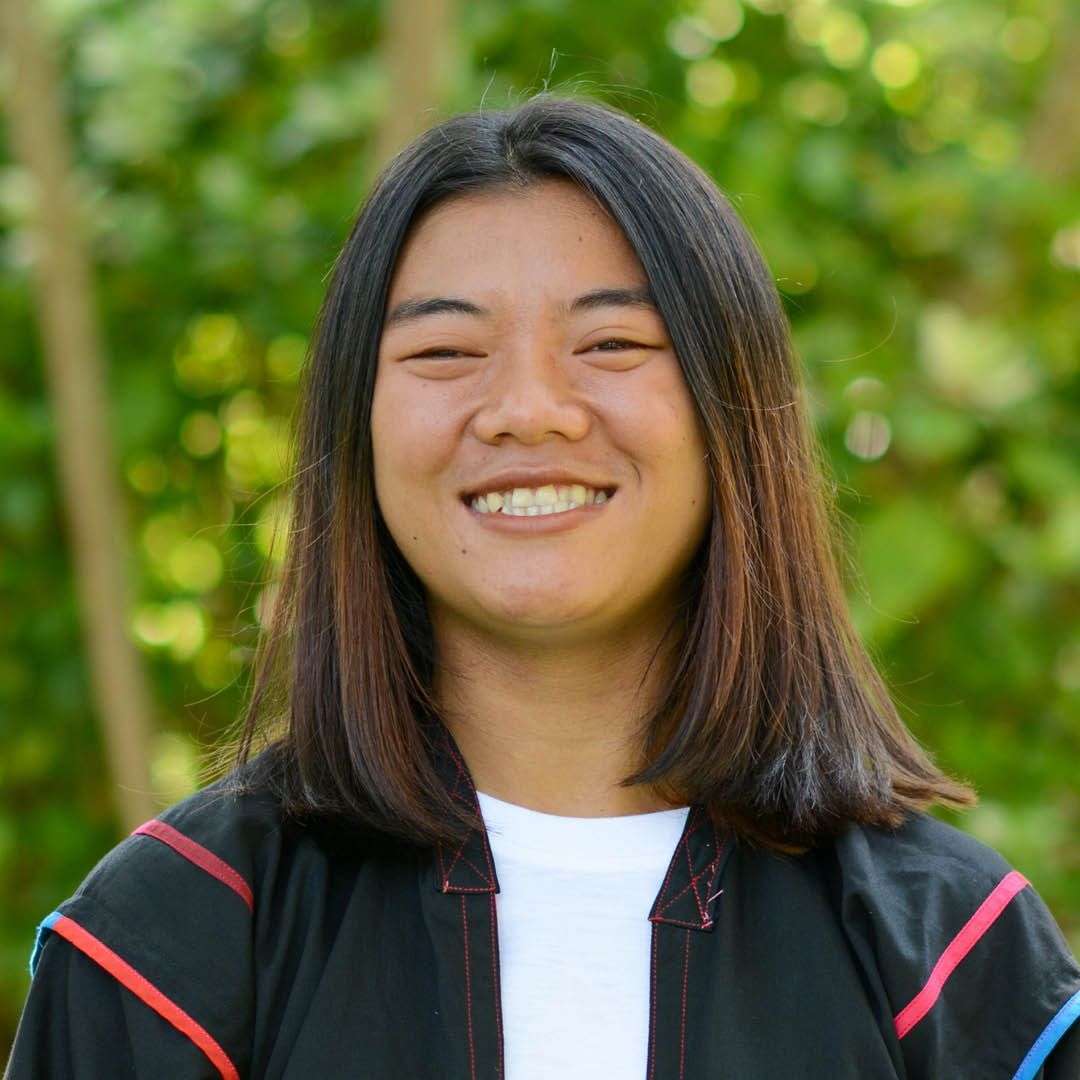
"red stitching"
653,820,726,928
442,832,470,882
654,811,706,910
437,734,497,892
680,928,691,1080
489,891,504,1078
647,922,659,1079
461,895,477,1080
655,863,714,920
442,838,494,889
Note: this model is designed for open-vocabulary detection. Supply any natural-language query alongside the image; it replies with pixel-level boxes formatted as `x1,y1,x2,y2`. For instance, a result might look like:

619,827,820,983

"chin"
486,596,598,630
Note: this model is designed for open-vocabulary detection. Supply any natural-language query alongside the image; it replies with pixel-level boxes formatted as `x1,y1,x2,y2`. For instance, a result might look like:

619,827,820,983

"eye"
589,339,642,352
397,345,483,379
411,347,468,359
578,337,657,370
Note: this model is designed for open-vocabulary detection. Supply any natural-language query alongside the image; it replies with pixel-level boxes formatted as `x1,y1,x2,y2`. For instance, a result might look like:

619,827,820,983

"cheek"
613,380,708,477
371,377,454,490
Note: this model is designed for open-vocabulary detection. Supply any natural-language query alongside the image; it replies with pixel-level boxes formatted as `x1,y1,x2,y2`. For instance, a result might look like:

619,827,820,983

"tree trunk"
372,0,463,173
0,0,157,831
1025,20,1080,180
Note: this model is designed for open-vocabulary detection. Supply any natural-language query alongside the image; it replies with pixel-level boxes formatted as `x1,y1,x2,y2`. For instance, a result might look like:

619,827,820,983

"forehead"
385,180,647,301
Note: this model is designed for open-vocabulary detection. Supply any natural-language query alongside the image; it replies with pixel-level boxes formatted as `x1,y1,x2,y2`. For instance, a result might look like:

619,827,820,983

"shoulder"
59,765,283,923
28,757,338,1078
832,807,1017,917
50,751,391,933
827,811,1080,1078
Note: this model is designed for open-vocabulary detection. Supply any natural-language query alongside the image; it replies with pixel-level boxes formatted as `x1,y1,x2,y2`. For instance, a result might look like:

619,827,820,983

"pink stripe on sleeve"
894,869,1030,1039
48,914,241,1080
134,820,254,911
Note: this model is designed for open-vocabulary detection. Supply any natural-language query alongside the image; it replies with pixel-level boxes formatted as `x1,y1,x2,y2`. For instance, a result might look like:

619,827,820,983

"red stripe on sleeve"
48,914,241,1080
134,820,254,911
894,869,1030,1040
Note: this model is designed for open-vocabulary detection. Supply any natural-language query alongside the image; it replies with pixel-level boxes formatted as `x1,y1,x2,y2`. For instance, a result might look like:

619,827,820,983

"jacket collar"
433,728,499,894
431,725,731,931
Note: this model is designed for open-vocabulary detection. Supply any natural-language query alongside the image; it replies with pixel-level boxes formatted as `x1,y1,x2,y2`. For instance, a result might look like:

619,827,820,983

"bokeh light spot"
1050,223,1080,270
819,10,869,69
843,376,889,408
131,600,207,660
699,0,744,42
126,453,169,495
222,391,291,490
168,537,224,593
968,121,1019,169
782,76,848,125
871,41,921,88
142,511,185,563
174,313,247,395
1000,17,1048,62
919,303,1040,409
790,4,825,47
844,411,892,460
667,16,715,60
151,732,200,805
254,495,292,564
266,0,311,57
179,411,223,458
1053,641,1080,692
687,58,737,107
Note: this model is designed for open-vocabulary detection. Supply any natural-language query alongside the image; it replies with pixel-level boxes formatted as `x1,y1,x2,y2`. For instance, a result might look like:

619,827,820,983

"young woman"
7,96,1079,1079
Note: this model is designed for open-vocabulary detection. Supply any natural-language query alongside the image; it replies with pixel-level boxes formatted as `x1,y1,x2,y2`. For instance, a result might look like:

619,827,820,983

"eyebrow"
383,296,485,327
382,286,658,329
568,286,657,316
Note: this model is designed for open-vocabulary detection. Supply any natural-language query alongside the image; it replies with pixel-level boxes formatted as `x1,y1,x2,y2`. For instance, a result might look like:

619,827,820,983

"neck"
433,619,681,817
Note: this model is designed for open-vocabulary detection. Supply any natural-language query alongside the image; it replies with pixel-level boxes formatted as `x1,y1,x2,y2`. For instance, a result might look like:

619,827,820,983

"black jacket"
6,739,1080,1079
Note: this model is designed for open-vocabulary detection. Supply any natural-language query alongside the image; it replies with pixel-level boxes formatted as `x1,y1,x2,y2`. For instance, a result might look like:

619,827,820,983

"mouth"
463,483,617,518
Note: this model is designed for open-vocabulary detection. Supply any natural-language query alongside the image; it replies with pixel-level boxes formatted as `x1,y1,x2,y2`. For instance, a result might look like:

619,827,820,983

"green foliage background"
2,0,1078,1045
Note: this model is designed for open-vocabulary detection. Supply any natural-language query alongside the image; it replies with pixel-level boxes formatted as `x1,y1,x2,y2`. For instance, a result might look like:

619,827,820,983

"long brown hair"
237,95,973,848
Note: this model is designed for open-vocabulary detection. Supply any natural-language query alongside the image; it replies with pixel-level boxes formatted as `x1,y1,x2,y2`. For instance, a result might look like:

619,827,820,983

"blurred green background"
2,0,1078,1047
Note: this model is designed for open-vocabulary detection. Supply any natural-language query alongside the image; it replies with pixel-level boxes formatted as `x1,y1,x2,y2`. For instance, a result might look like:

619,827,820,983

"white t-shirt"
476,791,691,1079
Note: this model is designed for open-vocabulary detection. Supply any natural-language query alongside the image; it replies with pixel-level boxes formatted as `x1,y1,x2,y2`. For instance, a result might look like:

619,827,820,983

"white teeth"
468,485,613,515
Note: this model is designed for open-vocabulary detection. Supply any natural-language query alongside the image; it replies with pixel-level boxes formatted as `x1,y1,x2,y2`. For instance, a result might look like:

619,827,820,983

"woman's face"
371,180,711,649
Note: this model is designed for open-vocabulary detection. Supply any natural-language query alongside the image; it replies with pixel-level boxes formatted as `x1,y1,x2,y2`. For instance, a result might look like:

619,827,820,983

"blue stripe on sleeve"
29,911,61,977
1013,987,1080,1080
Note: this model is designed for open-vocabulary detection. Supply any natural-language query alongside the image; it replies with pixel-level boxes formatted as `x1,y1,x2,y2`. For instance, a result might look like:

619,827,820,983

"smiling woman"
7,96,1080,1079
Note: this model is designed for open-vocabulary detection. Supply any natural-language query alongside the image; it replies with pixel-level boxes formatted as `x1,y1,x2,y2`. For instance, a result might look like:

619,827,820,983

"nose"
471,343,591,446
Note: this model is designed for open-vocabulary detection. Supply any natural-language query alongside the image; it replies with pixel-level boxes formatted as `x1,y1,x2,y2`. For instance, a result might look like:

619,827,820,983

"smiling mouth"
466,484,616,517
